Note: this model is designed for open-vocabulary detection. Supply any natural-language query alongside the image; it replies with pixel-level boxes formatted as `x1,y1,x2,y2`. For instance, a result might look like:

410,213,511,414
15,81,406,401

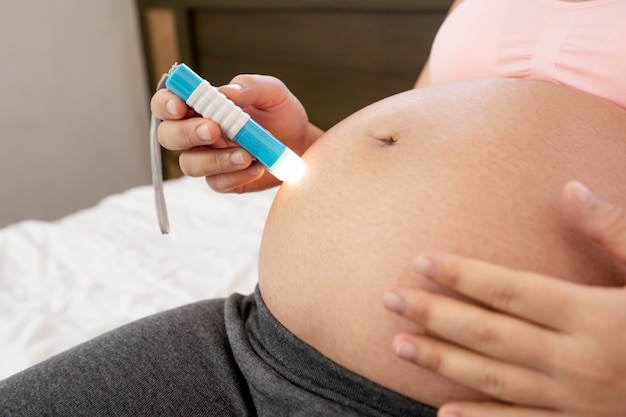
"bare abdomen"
258,79,626,406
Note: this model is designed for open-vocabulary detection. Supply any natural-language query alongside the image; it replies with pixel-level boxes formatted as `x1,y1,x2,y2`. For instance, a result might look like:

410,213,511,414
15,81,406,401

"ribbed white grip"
186,80,249,139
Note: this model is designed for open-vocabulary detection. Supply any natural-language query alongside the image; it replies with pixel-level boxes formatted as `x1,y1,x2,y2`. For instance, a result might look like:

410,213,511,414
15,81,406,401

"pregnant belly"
258,78,626,406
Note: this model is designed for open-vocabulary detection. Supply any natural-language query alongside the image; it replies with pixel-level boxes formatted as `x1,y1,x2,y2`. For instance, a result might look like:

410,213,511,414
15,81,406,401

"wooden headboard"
136,0,453,177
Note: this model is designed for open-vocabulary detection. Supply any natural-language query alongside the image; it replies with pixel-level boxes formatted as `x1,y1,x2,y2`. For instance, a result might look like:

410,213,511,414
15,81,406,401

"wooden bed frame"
136,0,453,177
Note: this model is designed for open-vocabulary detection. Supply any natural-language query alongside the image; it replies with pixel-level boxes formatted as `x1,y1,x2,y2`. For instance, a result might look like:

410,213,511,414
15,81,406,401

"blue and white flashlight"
165,63,306,183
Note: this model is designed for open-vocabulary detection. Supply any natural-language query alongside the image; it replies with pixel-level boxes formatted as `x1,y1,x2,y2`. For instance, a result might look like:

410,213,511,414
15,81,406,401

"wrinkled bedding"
0,177,276,379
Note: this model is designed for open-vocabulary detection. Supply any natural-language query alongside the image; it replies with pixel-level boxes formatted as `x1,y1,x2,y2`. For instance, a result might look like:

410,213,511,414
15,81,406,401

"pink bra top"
429,0,626,109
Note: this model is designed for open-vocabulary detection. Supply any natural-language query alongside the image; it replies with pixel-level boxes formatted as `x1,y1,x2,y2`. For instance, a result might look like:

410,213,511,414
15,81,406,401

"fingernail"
414,254,435,277
166,99,178,117
247,164,264,176
230,150,245,166
394,340,416,361
224,83,243,91
196,124,212,141
572,181,597,208
383,291,405,314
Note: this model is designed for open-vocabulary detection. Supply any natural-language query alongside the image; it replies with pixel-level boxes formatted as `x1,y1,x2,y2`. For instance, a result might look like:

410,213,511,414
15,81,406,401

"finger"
392,334,558,407
561,181,626,264
438,402,560,417
385,287,554,369
150,89,195,120
178,146,254,178
205,163,267,193
413,252,579,330
157,118,225,151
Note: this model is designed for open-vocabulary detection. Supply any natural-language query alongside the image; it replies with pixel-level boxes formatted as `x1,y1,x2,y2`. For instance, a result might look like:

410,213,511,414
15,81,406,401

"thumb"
561,181,626,264
219,74,291,112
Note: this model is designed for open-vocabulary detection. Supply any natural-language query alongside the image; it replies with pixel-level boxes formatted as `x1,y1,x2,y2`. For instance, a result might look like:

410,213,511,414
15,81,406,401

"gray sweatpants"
0,287,437,416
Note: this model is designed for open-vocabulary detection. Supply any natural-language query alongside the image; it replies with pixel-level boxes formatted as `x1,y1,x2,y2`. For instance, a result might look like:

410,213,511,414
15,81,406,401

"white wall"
0,0,151,227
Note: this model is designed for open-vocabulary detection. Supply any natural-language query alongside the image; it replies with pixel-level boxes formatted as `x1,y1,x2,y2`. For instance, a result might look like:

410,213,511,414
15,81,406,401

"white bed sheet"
0,177,277,380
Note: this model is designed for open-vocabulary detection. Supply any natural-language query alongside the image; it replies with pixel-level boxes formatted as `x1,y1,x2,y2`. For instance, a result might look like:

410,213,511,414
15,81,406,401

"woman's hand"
383,181,626,417
151,74,322,193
